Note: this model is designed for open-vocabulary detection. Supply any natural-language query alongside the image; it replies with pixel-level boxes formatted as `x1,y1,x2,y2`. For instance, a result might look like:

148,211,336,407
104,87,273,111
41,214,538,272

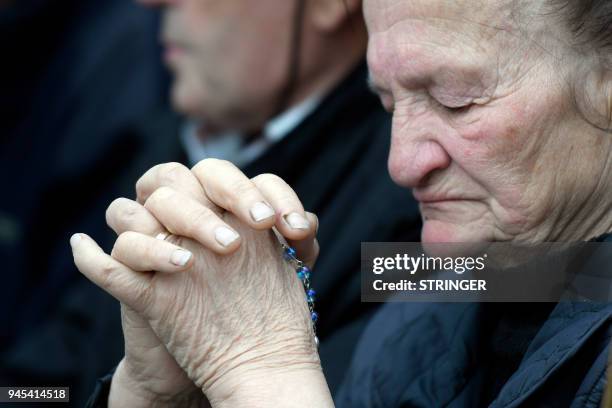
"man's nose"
387,125,451,188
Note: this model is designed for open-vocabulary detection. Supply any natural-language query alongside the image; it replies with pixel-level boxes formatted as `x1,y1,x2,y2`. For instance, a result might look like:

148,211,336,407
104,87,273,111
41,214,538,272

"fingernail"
250,202,275,222
70,233,82,247
215,226,240,247
284,212,310,230
170,249,192,267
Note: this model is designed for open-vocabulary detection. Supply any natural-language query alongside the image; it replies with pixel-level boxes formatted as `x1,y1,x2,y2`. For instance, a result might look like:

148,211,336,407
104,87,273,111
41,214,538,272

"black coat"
1,62,422,406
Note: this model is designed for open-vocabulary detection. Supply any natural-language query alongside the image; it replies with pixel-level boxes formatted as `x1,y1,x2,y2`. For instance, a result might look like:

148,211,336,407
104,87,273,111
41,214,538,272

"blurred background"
0,1,421,406
0,0,171,404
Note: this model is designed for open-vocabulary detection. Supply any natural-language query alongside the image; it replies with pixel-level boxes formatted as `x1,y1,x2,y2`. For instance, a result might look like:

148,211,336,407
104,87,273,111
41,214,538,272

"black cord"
271,0,307,119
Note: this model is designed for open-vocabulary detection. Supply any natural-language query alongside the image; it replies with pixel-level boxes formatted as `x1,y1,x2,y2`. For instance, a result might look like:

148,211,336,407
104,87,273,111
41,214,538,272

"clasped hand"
70,159,333,407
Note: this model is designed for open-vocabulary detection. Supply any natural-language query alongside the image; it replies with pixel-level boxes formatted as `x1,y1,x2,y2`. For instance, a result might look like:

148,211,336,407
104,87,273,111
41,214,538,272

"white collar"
180,95,321,168
263,95,320,141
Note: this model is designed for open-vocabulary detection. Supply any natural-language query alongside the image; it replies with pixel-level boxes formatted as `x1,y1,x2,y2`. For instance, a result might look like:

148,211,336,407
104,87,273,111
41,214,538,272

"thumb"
70,233,154,314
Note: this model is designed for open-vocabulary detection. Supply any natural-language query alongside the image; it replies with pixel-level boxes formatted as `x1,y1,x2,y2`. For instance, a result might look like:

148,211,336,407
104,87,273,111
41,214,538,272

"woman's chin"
421,219,491,255
421,219,464,243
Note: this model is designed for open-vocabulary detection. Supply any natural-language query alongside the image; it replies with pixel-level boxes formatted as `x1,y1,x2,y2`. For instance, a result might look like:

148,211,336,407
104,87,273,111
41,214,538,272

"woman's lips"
412,188,481,204
413,194,467,204
414,196,482,212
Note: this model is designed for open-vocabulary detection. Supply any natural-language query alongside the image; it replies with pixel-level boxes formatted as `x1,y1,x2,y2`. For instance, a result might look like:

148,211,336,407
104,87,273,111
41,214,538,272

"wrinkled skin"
73,214,319,405
365,0,612,245
72,160,324,406
71,157,326,406
132,218,317,394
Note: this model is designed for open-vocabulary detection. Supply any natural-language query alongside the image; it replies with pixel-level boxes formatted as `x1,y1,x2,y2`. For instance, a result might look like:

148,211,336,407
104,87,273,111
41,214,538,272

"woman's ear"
308,0,361,33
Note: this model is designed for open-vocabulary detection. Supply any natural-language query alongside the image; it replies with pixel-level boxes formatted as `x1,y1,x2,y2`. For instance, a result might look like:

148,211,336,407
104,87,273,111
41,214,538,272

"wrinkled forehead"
363,0,514,31
363,0,528,87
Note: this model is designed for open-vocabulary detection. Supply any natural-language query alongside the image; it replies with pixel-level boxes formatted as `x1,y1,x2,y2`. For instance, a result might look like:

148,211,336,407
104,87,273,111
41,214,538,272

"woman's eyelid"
429,87,476,109
427,73,494,109
425,90,476,115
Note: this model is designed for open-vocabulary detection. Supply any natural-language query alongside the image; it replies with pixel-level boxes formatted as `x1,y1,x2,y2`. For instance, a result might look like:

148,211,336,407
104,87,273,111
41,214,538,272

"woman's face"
364,0,612,244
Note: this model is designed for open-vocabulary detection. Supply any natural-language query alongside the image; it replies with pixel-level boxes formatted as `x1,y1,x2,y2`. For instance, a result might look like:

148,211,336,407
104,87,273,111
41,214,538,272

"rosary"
282,244,319,347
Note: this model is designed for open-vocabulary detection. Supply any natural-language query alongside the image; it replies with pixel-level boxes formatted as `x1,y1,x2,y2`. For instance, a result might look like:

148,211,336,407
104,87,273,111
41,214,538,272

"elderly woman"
72,0,611,406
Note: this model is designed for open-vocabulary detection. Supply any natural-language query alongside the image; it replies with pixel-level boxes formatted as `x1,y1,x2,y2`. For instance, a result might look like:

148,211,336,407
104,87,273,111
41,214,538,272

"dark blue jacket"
337,235,612,408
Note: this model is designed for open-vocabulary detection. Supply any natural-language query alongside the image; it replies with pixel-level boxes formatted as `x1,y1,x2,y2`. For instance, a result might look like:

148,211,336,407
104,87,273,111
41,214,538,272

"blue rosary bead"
281,243,318,347
297,266,311,279
283,246,297,260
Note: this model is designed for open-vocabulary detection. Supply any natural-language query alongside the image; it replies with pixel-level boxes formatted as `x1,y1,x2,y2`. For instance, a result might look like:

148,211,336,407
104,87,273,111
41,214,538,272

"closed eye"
443,104,472,114
431,97,473,114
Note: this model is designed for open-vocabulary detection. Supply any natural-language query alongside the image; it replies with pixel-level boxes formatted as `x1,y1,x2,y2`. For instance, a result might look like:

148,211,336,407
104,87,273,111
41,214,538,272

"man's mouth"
163,43,187,62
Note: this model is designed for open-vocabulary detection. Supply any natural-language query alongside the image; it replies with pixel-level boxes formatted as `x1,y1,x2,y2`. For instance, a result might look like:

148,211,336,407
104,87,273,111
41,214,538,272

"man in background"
1,0,420,404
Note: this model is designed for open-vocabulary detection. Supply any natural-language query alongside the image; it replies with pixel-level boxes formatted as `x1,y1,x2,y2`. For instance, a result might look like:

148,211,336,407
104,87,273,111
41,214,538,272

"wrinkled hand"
102,195,209,407
71,160,326,407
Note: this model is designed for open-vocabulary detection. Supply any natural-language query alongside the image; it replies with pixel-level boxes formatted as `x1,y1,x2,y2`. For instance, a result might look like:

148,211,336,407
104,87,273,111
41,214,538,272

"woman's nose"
387,131,451,188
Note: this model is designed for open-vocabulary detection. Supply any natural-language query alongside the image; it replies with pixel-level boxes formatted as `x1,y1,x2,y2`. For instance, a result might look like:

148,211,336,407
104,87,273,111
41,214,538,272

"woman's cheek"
450,111,536,221
458,102,532,170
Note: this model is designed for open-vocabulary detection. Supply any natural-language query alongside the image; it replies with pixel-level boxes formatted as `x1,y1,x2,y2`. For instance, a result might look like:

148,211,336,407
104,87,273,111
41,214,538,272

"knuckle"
116,230,138,244
184,207,216,236
253,174,298,206
192,158,236,179
105,198,124,226
101,258,120,276
140,242,159,267
135,165,161,198
134,177,145,195
134,174,147,194
253,173,286,188
107,197,130,212
146,186,175,208
276,194,301,210
113,231,136,257
192,157,220,174
99,259,122,290
107,198,138,227
228,179,257,200
158,162,189,185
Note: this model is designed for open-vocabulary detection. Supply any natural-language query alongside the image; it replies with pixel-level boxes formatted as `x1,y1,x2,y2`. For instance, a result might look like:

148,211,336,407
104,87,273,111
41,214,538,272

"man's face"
364,0,611,244
151,0,296,131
